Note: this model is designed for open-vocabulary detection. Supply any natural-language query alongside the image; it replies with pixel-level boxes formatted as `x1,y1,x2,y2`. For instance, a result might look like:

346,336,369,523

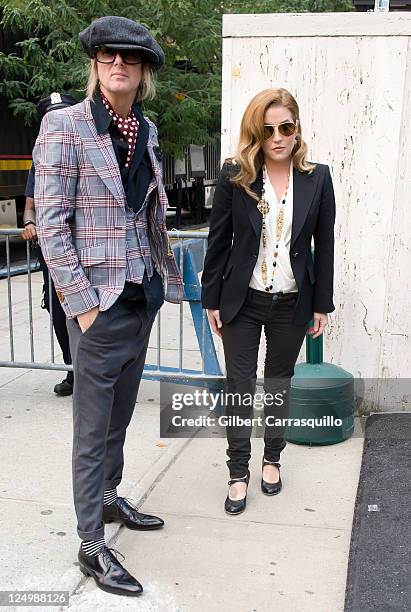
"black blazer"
201,161,336,326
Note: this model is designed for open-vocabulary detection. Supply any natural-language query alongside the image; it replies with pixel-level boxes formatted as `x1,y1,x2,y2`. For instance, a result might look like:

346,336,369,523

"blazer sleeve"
313,165,336,314
33,110,100,318
201,162,234,309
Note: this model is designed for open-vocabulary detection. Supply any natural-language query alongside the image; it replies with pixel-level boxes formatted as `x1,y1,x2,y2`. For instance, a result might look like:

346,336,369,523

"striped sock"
81,537,105,557
103,487,118,506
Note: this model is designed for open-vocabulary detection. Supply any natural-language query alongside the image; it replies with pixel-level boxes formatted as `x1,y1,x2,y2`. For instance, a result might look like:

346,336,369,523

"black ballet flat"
261,458,282,496
224,471,250,515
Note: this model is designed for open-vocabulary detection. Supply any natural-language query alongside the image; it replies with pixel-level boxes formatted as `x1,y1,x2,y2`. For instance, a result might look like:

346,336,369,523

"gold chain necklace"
257,164,291,291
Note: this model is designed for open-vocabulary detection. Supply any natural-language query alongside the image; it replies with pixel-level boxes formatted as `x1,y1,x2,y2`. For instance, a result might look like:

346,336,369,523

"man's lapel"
146,129,163,182
241,164,319,248
144,122,164,215
77,98,126,206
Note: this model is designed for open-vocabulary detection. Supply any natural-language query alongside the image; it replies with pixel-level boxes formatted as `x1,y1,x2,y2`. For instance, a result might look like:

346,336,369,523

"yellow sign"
0,160,32,171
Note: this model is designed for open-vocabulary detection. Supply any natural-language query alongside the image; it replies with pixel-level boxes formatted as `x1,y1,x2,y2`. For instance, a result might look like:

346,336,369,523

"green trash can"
285,322,355,445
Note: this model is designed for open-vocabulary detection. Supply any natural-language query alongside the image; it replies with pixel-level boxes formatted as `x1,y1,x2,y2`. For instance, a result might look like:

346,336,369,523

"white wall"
218,12,411,393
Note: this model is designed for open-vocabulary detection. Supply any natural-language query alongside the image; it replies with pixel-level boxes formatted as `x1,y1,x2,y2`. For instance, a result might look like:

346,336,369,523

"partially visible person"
22,92,78,396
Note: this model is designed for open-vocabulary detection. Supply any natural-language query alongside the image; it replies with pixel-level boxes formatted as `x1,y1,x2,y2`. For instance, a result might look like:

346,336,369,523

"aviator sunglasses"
263,120,298,139
94,46,143,65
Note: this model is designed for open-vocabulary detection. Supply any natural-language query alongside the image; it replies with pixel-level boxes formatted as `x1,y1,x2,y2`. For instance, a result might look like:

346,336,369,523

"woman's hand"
207,309,223,338
307,312,328,339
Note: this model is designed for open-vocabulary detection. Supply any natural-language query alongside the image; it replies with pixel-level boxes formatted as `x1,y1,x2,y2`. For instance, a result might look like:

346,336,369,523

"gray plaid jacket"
33,98,184,318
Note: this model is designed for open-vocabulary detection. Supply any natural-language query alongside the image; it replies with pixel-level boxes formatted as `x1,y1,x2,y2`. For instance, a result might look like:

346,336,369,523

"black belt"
247,287,298,299
118,281,146,302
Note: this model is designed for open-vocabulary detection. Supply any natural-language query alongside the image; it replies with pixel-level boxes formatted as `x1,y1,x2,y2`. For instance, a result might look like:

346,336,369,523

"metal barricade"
0,228,223,383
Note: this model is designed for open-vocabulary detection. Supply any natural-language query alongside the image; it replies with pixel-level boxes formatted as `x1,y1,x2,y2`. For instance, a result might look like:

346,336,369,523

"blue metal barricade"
0,228,223,383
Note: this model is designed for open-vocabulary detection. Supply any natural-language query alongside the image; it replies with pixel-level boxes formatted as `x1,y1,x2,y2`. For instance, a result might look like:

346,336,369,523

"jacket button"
293,252,299,258
253,254,257,259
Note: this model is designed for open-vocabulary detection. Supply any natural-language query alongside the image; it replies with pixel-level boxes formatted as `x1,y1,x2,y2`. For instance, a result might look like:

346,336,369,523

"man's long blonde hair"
230,88,316,200
86,58,156,102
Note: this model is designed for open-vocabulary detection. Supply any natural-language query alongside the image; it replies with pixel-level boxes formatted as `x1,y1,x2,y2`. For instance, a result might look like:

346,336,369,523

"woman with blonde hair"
201,88,336,514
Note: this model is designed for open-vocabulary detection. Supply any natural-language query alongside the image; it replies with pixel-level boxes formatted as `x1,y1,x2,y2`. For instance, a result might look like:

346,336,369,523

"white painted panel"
223,12,411,38
219,13,411,394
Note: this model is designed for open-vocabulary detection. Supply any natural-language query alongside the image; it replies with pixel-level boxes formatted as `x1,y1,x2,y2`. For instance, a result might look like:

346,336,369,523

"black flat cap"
37,92,78,119
79,16,165,70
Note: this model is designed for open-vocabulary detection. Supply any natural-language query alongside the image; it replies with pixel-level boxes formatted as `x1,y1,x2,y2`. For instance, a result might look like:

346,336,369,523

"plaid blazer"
33,98,184,318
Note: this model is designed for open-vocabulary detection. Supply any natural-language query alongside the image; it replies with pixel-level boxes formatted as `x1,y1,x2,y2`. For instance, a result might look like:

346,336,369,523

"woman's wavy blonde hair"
86,58,156,102
230,88,316,200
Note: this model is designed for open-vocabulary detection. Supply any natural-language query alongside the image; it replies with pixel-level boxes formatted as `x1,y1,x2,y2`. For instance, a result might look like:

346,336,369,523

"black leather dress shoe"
224,471,250,515
53,378,73,396
103,497,164,530
78,545,143,596
261,459,282,495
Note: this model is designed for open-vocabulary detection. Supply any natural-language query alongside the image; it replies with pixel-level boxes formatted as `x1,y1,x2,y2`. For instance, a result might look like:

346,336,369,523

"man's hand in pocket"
76,306,99,333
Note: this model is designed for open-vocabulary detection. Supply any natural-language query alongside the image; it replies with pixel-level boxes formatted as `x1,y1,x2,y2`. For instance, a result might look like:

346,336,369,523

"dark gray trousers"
67,296,154,540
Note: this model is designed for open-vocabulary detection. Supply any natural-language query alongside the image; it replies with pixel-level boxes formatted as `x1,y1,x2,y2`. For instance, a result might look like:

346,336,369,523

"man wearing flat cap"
33,16,184,597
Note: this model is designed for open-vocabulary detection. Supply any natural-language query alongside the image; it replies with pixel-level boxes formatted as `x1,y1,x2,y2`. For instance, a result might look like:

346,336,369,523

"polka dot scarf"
100,89,139,168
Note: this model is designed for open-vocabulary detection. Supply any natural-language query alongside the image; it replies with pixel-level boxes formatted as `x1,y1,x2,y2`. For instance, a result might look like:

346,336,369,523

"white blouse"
249,162,298,293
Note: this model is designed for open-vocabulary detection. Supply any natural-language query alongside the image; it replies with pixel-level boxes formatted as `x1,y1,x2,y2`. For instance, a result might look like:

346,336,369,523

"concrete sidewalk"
0,273,364,611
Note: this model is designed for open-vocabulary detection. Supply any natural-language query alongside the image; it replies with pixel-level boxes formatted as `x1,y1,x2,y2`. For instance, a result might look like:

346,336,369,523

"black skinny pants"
36,245,72,374
221,288,308,479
